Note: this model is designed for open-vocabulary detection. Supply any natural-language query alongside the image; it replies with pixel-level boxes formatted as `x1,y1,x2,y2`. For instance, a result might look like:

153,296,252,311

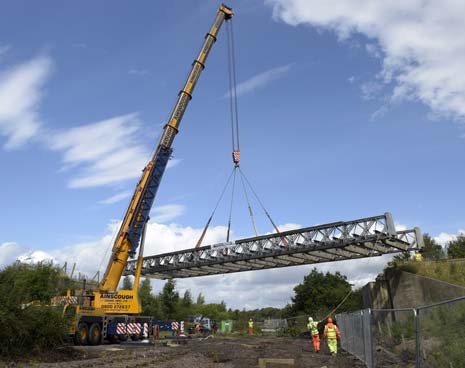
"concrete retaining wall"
363,267,465,310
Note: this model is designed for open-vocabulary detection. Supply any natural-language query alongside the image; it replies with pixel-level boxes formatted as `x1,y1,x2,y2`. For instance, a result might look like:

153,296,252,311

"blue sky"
1,0,465,308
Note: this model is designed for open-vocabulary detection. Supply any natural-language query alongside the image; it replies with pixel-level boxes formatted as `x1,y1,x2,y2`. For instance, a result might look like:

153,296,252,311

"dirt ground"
3,336,410,368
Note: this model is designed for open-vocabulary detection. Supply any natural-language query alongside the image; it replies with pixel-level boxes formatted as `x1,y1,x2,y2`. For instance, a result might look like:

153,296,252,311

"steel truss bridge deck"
124,213,423,279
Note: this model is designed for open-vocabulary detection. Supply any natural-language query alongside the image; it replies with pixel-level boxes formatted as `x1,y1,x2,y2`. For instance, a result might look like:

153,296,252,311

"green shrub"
0,263,69,358
396,262,419,274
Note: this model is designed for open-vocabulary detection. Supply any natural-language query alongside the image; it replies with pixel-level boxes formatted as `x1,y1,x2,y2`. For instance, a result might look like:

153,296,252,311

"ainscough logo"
100,293,134,300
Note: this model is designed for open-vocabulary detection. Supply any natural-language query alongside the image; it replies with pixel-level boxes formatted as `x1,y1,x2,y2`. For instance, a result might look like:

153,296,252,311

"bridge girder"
124,213,423,279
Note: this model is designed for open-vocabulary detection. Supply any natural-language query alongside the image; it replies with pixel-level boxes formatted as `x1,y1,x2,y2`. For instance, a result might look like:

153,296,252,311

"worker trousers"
248,327,254,335
327,338,338,354
311,334,320,353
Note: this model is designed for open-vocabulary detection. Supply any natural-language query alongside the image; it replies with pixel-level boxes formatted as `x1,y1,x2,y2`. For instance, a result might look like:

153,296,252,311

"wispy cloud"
48,113,151,188
0,55,51,149
151,204,186,223
267,0,465,121
129,69,151,76
167,158,182,169
223,63,294,98
98,190,132,205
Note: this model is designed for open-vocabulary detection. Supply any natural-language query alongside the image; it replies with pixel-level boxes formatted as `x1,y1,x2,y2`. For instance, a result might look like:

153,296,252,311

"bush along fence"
336,295,465,368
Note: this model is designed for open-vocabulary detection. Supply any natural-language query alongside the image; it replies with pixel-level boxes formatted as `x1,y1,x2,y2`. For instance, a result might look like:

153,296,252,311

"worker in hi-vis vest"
307,317,320,353
324,317,341,355
248,319,254,335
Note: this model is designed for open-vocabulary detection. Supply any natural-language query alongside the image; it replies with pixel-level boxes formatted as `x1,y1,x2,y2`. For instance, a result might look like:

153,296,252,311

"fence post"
415,308,420,368
361,310,366,364
368,308,374,368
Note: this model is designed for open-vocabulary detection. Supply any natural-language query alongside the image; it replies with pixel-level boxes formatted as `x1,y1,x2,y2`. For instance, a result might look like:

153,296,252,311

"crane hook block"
232,150,240,166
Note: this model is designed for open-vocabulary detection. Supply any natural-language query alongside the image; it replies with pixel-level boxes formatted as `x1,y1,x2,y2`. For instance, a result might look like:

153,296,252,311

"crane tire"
88,323,102,345
74,323,89,345
119,335,128,342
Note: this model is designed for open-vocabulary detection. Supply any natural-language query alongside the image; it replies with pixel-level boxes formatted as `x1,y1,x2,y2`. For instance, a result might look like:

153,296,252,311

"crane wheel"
88,323,102,345
74,323,89,345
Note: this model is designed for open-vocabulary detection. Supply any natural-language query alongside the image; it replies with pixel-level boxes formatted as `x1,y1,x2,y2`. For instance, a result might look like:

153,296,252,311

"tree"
0,263,69,357
138,278,162,317
182,290,193,308
195,302,229,321
121,275,133,290
391,251,411,265
196,292,205,305
139,279,152,301
160,279,179,319
290,268,362,317
447,234,465,259
422,234,445,260
0,262,68,307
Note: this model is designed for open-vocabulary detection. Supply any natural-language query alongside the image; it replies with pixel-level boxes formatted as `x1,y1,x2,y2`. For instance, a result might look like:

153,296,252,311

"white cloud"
151,204,186,223
48,113,151,188
0,55,51,149
395,223,408,231
223,63,294,98
63,221,227,277
434,229,465,246
361,80,384,100
98,190,132,205
17,250,56,265
0,242,26,269
167,158,182,169
266,0,465,120
275,223,301,232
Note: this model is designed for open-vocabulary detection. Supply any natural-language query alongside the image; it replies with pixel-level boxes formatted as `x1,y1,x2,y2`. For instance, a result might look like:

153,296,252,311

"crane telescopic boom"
99,4,233,291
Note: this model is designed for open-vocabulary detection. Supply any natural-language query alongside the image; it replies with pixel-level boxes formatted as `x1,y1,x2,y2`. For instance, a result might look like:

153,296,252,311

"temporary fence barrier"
337,309,374,367
336,295,465,368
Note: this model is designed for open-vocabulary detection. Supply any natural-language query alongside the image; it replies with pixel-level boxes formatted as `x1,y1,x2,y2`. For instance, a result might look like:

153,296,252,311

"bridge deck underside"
124,213,422,279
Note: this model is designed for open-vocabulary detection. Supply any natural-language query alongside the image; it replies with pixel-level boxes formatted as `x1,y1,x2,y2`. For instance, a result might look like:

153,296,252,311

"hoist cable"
229,19,240,151
239,171,259,236
195,167,236,248
322,289,354,322
226,21,236,151
226,168,237,242
238,168,288,246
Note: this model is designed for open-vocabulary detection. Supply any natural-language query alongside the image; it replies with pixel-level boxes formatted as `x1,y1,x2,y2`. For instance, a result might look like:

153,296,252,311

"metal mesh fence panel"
417,296,465,367
337,296,465,367
371,309,416,367
337,309,373,367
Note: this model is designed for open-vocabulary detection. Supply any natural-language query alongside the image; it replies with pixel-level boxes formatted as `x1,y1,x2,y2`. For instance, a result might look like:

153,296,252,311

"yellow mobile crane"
56,4,233,345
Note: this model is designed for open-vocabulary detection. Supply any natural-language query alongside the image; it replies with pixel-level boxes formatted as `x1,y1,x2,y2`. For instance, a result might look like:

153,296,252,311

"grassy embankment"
397,258,465,287
392,258,465,366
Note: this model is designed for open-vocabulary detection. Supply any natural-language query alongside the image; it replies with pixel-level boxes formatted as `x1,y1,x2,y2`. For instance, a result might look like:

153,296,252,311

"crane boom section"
99,4,233,291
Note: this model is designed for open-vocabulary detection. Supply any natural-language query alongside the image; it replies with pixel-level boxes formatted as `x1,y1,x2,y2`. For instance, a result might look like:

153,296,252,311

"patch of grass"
416,259,465,287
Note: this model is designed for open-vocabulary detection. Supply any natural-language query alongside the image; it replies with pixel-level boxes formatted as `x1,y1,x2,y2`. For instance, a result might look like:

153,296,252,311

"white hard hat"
308,317,313,322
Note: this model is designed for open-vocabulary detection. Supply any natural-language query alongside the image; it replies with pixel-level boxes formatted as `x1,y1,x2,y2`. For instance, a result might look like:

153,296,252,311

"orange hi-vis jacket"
324,323,341,340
